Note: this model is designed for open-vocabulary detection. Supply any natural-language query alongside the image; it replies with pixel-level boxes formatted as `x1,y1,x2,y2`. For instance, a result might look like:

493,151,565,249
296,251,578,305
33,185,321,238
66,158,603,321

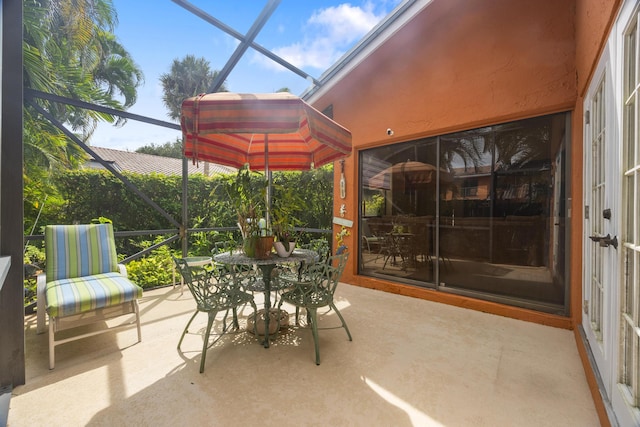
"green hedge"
24,166,334,291
49,167,333,236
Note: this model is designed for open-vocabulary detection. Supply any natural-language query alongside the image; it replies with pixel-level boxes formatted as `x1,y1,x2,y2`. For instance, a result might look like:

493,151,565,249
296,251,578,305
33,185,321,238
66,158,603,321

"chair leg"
200,312,215,373
231,308,240,329
308,308,320,365
249,301,259,336
331,302,352,341
49,318,55,370
221,308,231,331
36,275,47,334
295,307,301,326
275,299,284,331
134,300,142,342
382,253,390,270
178,311,199,350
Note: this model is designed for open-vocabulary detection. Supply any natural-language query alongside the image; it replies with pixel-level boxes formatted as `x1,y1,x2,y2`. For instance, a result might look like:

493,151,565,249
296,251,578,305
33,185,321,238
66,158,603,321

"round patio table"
214,248,318,348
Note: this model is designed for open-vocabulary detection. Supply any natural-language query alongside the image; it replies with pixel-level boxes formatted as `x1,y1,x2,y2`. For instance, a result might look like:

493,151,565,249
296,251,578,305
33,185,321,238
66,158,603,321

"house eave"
302,0,434,103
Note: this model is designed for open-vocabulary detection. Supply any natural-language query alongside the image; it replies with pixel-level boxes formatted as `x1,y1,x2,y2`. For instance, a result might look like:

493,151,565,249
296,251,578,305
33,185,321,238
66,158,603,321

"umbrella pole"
265,134,271,230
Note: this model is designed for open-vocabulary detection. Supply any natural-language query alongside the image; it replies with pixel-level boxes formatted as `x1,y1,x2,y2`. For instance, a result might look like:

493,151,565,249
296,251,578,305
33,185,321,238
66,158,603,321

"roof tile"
85,146,235,176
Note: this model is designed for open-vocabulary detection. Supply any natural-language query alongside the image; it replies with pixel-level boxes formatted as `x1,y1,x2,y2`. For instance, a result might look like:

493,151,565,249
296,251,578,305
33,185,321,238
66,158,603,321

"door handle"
601,234,618,249
590,234,618,249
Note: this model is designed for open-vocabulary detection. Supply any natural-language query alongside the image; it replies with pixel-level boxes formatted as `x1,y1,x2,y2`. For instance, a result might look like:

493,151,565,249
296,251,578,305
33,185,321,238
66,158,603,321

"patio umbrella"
180,92,352,171
180,92,352,223
368,160,451,190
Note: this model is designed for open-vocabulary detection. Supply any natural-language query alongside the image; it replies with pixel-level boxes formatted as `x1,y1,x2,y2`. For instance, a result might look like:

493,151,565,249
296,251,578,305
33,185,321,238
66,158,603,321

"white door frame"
583,1,640,425
582,42,618,400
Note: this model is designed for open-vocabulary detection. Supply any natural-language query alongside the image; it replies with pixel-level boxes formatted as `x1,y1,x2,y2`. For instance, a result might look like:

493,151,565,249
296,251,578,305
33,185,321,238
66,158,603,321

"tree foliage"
24,166,335,292
23,0,144,233
34,167,333,254
135,138,183,158
160,54,228,121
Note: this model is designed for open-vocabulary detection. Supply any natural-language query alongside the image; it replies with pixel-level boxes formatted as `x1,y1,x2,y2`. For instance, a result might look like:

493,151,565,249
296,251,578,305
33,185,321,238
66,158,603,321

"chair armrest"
118,264,128,278
36,272,47,334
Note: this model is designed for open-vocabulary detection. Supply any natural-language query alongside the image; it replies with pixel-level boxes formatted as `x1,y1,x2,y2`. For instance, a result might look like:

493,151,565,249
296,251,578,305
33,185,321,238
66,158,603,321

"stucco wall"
318,0,577,148
313,2,621,423
319,0,577,299
575,0,622,97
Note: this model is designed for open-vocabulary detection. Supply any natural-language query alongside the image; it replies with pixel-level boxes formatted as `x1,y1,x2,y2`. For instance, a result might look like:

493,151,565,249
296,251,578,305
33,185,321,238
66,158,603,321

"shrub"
124,239,176,289
23,243,45,308
24,164,334,297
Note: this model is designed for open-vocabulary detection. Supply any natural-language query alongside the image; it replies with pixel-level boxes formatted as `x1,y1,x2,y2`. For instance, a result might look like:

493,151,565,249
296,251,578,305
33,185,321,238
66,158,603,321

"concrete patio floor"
9,283,600,426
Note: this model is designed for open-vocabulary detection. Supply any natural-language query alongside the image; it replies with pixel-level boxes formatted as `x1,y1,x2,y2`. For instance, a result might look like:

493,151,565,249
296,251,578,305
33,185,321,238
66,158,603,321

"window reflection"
359,113,568,313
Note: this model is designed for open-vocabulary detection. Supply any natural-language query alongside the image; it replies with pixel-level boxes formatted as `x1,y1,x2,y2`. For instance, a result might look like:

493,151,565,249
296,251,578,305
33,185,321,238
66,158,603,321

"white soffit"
303,0,433,103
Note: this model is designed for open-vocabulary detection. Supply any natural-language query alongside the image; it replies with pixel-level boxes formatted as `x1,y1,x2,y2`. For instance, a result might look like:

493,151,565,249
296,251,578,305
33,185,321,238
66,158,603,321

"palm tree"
160,54,228,121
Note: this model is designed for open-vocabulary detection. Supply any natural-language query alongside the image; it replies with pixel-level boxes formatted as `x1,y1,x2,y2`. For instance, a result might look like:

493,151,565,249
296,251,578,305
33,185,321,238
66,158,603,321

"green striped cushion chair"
36,224,143,369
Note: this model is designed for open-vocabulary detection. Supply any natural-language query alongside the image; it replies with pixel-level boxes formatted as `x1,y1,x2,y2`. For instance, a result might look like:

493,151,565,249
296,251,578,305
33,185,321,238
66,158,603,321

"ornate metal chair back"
173,257,239,311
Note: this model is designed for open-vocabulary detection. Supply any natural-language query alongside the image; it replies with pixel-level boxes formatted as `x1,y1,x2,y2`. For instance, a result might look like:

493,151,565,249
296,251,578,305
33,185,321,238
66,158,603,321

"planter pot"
273,241,296,257
247,308,289,335
242,236,258,258
243,236,274,259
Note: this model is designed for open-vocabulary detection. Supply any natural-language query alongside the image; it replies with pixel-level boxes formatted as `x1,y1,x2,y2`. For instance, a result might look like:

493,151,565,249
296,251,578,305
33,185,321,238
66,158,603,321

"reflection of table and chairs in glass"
381,231,414,270
213,248,319,348
365,216,433,271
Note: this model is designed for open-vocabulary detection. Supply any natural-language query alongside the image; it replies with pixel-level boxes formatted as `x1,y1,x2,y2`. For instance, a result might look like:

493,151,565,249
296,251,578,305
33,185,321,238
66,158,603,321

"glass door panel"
360,139,438,283
359,112,568,314
437,115,566,310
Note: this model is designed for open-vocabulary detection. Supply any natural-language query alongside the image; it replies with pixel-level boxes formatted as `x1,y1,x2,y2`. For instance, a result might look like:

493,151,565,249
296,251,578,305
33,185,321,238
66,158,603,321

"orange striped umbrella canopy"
180,92,352,171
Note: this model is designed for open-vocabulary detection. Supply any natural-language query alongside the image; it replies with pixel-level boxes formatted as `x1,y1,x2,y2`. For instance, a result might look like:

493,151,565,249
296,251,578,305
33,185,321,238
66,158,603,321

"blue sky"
91,0,401,151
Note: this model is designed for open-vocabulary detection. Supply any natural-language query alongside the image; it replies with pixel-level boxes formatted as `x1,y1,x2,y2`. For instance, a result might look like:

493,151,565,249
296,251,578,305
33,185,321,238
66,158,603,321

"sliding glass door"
359,112,569,314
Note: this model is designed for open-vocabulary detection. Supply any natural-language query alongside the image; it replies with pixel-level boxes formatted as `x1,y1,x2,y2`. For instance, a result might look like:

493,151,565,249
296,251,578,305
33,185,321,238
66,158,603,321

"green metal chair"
276,238,330,282
300,238,331,264
271,238,331,324
173,256,257,373
276,251,352,365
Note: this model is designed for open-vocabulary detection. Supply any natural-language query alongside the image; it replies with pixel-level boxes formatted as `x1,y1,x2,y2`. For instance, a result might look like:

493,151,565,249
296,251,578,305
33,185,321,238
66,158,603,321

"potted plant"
222,165,272,258
271,182,304,257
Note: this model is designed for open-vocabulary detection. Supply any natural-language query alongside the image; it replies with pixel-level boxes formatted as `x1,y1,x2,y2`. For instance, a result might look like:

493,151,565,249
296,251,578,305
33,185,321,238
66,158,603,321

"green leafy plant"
221,165,267,239
91,216,113,224
271,181,305,247
26,165,335,266
125,239,176,289
24,243,46,308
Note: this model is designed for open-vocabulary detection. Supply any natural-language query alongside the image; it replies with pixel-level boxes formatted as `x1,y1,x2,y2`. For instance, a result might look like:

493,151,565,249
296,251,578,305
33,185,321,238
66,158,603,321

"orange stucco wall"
319,0,578,326
315,1,623,424
575,0,622,97
321,0,577,145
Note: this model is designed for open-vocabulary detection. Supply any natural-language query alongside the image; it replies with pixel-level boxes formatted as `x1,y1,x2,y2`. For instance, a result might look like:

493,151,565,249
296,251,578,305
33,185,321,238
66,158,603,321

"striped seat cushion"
45,272,143,318
45,224,119,282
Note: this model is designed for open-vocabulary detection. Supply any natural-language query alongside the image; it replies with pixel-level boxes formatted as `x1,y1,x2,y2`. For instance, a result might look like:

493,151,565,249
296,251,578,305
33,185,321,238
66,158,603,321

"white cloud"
253,1,391,72
308,2,380,45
